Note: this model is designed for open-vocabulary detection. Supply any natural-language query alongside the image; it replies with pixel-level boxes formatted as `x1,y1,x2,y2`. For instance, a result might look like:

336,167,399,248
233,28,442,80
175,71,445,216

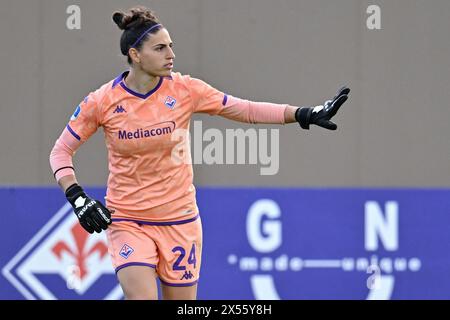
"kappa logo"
164,96,177,109
2,203,123,300
113,105,127,114
180,270,194,281
119,244,134,259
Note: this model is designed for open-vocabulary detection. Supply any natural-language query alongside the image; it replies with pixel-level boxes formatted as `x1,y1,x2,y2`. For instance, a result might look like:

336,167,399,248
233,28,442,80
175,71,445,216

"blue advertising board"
1,187,449,299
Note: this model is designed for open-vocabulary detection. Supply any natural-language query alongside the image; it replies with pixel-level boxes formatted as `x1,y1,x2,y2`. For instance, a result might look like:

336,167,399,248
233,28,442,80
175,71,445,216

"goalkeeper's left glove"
295,86,350,130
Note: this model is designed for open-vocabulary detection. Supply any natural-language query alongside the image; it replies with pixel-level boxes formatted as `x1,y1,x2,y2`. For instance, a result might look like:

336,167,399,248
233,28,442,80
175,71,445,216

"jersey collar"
113,71,164,99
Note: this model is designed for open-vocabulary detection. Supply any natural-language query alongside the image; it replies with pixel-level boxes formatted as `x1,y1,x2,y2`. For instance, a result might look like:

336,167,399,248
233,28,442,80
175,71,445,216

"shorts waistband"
111,214,200,226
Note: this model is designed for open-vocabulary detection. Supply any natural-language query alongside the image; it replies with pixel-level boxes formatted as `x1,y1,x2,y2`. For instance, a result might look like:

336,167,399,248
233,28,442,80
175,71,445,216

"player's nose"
167,47,175,59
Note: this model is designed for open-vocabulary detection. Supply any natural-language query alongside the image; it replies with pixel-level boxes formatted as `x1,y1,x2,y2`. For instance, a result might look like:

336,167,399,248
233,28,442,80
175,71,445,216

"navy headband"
130,23,163,48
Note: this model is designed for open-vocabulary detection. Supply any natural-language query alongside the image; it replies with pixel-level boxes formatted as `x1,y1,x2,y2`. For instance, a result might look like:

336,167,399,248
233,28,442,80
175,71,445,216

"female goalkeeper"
49,6,349,300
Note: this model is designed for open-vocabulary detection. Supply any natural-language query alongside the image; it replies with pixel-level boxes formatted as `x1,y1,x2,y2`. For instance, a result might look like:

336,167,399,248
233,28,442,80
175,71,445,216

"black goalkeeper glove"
65,184,112,234
295,86,350,130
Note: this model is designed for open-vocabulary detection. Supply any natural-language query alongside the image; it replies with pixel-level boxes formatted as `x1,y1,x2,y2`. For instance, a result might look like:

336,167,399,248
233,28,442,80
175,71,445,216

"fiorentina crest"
2,203,122,300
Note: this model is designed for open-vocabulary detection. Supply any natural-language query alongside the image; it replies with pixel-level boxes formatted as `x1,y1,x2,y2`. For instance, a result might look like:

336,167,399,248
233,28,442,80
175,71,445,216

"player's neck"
124,68,160,95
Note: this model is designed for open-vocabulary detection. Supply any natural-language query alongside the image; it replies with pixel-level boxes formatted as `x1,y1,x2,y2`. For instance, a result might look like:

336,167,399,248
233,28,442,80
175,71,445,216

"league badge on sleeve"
70,105,81,121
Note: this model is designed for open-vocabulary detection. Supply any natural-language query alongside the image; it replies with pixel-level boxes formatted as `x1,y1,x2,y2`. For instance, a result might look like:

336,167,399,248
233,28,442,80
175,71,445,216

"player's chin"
156,69,172,77
146,67,172,78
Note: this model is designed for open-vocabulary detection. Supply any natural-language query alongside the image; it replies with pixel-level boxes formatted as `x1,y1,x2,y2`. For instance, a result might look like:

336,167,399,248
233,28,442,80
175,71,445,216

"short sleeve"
188,77,228,115
66,91,101,142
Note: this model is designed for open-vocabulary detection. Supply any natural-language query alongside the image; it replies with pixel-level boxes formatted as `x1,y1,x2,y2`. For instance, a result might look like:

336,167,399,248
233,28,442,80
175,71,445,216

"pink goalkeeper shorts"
106,215,202,286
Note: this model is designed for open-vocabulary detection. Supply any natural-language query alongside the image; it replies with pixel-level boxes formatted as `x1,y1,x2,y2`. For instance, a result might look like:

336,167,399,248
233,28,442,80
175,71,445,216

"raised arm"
189,75,350,130
217,95,299,125
218,86,350,130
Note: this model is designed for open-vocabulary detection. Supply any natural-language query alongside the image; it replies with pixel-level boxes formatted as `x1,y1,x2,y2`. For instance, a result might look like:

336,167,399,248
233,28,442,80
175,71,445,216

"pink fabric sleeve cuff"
218,95,287,124
49,127,83,181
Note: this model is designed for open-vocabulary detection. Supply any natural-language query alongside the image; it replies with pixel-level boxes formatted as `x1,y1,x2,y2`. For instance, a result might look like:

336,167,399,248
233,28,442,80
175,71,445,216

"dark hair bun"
112,12,126,30
113,7,159,31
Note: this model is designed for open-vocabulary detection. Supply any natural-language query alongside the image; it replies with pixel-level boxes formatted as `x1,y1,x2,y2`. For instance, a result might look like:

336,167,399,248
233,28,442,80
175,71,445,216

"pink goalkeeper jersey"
55,71,288,223
67,72,228,222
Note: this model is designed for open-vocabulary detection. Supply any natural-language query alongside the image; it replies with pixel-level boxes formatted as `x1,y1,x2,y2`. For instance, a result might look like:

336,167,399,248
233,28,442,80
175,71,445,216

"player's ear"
128,47,141,64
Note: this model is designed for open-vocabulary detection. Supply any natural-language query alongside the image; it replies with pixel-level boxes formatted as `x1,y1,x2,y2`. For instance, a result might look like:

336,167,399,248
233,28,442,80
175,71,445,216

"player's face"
138,28,175,77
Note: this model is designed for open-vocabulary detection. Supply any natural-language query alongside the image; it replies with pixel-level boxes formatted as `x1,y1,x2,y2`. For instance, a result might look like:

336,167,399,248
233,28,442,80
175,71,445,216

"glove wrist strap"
296,107,313,130
65,184,86,205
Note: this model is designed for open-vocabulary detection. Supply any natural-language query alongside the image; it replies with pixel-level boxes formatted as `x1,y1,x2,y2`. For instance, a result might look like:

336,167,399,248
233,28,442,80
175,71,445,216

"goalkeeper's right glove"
295,86,350,130
65,184,112,234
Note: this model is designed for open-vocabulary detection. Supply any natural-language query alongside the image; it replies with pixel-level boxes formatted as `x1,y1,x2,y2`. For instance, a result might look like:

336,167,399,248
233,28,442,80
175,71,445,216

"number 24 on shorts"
172,244,197,270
